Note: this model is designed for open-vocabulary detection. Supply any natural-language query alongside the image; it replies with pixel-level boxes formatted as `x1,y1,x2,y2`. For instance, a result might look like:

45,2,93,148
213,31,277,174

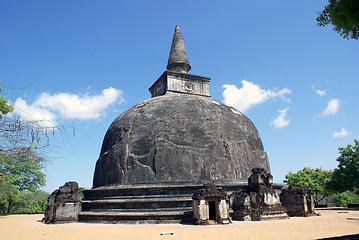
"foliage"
0,117,49,208
0,116,48,213
317,0,359,40
284,141,359,206
0,175,20,213
284,167,332,204
0,83,14,119
332,191,359,206
0,83,60,213
12,190,49,214
78,187,85,200
328,139,359,193
1,146,46,191
0,117,49,212
315,191,359,206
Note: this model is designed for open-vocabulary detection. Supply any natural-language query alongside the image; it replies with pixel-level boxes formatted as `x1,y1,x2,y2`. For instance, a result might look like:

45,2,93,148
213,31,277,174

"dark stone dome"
93,94,270,188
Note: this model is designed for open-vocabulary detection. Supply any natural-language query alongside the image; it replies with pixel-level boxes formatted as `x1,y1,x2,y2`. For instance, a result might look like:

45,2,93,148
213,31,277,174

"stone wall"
280,187,315,217
43,181,81,224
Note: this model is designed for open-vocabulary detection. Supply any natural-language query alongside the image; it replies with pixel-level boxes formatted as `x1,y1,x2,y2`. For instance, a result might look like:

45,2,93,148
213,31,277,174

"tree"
316,0,359,40
0,117,49,192
284,167,332,204
0,117,50,212
13,190,49,214
0,175,20,213
328,139,359,193
1,151,46,191
0,83,14,118
0,84,59,213
332,191,359,206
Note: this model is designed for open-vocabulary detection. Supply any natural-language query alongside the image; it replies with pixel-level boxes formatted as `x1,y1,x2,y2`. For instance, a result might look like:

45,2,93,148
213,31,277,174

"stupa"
79,26,276,223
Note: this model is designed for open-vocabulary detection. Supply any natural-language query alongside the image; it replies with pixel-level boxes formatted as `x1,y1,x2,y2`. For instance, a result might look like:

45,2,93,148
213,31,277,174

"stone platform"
78,182,284,223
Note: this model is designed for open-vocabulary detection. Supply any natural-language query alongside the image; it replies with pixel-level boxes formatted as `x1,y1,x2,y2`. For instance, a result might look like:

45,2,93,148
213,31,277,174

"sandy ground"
0,208,358,240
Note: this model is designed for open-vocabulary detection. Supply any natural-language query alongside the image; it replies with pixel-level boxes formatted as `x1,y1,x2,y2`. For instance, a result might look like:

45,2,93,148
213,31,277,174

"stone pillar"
218,199,230,223
192,199,209,224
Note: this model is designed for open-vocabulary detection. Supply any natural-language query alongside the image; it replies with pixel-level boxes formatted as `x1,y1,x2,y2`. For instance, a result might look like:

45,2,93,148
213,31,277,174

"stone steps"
79,184,203,223
79,183,254,223
82,183,249,199
250,209,290,221
78,210,193,223
82,206,192,212
254,211,290,221
84,194,192,200
81,197,193,211
82,196,192,202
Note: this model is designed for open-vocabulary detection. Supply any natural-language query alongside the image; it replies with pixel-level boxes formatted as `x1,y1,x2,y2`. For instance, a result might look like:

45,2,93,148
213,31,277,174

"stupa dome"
92,26,270,188
93,94,270,188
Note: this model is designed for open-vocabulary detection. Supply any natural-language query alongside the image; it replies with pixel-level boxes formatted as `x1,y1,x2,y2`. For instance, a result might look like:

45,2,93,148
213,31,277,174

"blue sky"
1,1,358,192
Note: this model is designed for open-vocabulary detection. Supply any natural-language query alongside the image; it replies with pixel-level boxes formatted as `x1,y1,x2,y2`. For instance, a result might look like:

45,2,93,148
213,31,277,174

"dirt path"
0,208,358,240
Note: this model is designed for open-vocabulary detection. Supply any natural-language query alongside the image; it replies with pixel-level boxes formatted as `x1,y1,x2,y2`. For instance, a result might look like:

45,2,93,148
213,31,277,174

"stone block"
43,181,81,224
280,187,315,217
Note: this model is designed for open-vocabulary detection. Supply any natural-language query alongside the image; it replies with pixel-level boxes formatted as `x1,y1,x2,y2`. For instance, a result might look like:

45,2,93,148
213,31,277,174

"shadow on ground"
318,234,359,240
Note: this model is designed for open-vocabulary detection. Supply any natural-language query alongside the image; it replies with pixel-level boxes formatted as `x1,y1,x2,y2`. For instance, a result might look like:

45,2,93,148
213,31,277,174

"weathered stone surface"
82,26,277,224
230,168,288,221
192,183,228,201
248,168,274,193
280,186,316,217
93,94,270,188
43,181,81,224
79,183,248,223
149,70,211,98
192,184,231,224
167,25,191,73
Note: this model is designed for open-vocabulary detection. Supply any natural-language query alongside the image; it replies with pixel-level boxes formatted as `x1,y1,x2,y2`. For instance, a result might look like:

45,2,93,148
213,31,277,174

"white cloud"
271,108,290,128
321,99,341,117
34,87,123,120
316,89,327,96
333,128,350,138
13,87,123,127
13,98,57,128
222,80,292,113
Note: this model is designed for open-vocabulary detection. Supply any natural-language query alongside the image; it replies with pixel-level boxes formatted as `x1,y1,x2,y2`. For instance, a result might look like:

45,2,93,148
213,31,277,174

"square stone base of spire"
149,71,211,98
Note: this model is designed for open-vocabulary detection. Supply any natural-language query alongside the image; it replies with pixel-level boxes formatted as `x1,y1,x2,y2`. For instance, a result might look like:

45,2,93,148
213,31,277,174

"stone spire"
149,26,210,98
166,25,191,73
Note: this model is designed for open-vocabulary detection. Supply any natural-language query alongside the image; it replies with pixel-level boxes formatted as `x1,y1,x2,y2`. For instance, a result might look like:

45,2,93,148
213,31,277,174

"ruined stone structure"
192,184,231,225
280,186,316,216
230,168,289,221
43,181,81,224
79,26,276,223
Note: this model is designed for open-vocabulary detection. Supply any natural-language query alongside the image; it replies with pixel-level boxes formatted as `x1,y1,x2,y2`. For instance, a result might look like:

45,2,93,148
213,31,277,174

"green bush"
12,190,49,214
333,191,359,207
